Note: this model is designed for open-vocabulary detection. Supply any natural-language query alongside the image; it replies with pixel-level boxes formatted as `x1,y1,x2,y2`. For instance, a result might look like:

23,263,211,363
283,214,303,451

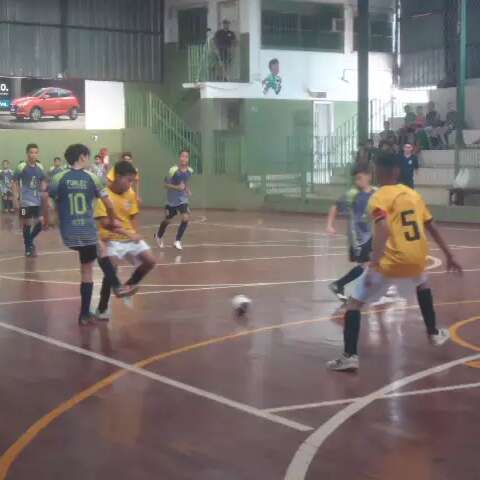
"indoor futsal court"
0,210,479,479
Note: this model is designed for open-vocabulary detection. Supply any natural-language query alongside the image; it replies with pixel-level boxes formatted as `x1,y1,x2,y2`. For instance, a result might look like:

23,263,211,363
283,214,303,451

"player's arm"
326,205,338,235
127,214,142,242
370,218,390,267
100,195,120,228
40,180,49,228
11,180,20,210
164,180,185,192
425,221,462,273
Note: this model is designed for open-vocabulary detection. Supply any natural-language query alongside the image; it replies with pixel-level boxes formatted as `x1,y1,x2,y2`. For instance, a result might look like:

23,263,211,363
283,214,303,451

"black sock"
417,288,438,335
2,199,7,211
344,310,361,356
176,221,189,241
97,257,121,288
156,220,169,239
80,282,94,317
98,277,111,313
22,225,31,248
30,221,42,242
336,265,365,290
126,264,151,286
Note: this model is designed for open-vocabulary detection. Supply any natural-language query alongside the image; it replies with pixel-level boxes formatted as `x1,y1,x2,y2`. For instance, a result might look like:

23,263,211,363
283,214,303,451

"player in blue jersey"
154,150,193,251
49,144,135,325
12,144,48,257
326,165,375,302
48,157,64,181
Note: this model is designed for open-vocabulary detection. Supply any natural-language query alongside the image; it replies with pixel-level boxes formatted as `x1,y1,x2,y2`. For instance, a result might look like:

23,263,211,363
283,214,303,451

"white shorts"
352,269,428,304
106,240,151,265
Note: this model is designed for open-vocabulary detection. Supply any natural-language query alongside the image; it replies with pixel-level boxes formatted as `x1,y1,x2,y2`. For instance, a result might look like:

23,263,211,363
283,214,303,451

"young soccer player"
94,160,156,320
49,144,133,326
154,150,193,251
106,152,141,202
12,144,48,257
48,157,64,181
327,152,462,371
326,165,374,302
0,160,15,213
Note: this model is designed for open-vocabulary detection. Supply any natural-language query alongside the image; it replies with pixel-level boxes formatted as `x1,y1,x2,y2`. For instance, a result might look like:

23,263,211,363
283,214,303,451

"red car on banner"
11,87,80,121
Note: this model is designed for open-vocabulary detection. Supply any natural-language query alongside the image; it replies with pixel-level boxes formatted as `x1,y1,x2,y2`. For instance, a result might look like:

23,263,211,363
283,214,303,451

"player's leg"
125,244,156,287
29,208,43,254
77,245,98,326
416,279,450,346
327,269,389,371
96,253,119,321
155,206,175,248
2,194,8,213
174,207,190,250
20,210,33,256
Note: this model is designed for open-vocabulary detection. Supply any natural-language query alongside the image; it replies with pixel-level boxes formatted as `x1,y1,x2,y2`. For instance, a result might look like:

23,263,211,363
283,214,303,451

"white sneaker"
174,241,183,251
429,328,450,347
326,354,359,371
95,308,111,321
154,233,164,248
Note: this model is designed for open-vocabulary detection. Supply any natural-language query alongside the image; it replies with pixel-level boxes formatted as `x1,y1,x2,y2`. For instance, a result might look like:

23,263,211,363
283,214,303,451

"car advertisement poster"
0,78,85,129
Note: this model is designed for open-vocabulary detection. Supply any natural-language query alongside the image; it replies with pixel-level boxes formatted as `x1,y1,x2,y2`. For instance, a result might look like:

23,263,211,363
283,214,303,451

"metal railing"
187,40,241,83
126,91,202,173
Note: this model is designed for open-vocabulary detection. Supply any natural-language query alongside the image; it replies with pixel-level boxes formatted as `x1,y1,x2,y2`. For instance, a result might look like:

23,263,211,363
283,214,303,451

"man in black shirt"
399,143,419,189
214,20,236,80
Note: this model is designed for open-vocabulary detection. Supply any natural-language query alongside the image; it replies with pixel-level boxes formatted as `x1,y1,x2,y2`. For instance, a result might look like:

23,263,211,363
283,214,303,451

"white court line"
0,319,313,433
265,381,480,413
0,253,345,277
284,353,480,480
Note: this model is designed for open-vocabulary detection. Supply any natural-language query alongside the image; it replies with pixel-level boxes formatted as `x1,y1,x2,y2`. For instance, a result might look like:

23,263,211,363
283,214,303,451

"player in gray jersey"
12,144,48,257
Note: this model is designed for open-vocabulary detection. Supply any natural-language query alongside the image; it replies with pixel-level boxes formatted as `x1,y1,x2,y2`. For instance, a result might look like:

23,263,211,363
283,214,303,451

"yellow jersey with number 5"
368,184,433,277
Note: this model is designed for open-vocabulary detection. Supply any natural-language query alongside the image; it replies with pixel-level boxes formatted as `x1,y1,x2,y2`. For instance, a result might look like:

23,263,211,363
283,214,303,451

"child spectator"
0,160,14,213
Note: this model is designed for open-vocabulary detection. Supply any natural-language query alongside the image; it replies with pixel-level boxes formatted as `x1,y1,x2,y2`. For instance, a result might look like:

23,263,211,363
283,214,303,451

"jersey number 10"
401,210,420,241
68,193,87,216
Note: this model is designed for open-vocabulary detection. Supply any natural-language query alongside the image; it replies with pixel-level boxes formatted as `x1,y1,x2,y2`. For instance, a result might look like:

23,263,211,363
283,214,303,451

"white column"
248,0,262,83
344,2,355,54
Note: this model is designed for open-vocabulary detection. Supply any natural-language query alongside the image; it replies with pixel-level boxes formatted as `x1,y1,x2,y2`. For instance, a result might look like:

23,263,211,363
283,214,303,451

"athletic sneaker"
78,314,96,326
326,354,359,371
30,245,37,257
174,240,183,251
328,282,347,302
95,308,111,322
113,284,138,298
154,233,164,249
429,328,450,347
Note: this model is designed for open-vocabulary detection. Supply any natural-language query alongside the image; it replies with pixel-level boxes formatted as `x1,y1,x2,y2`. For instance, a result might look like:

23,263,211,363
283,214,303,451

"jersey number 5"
401,210,420,241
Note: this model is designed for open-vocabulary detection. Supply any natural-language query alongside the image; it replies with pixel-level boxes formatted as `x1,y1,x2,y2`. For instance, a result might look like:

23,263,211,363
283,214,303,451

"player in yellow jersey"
328,152,462,371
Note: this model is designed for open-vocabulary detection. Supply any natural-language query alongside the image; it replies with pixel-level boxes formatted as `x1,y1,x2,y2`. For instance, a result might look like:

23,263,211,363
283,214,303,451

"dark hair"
26,143,39,153
64,144,91,166
269,58,279,68
2,159,9,164
351,164,371,176
375,152,401,170
121,151,133,159
53,157,61,162
179,149,190,156
95,154,101,160
114,160,137,177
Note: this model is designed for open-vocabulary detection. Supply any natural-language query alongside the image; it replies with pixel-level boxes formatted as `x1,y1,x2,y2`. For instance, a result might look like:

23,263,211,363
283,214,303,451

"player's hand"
178,182,186,192
446,255,463,275
186,187,192,197
326,225,336,235
128,233,142,243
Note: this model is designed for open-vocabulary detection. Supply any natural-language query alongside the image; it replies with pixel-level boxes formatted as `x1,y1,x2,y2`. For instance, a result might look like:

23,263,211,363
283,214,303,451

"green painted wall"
333,101,357,129
0,130,123,166
242,99,313,175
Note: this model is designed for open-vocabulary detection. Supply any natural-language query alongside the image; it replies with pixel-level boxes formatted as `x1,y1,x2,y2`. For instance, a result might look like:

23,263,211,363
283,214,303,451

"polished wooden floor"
0,209,479,480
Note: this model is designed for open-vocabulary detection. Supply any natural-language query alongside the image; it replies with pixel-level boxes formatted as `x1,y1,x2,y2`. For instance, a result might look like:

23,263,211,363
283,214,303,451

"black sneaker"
329,282,347,303
78,314,96,327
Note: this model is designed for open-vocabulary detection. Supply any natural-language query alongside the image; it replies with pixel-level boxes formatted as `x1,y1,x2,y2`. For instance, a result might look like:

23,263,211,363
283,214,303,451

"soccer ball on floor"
232,295,252,316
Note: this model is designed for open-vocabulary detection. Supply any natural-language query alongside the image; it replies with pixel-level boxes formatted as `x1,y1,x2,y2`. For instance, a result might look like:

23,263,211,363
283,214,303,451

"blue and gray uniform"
49,168,107,248
0,169,14,196
336,188,375,262
166,166,193,207
48,166,64,182
14,162,46,207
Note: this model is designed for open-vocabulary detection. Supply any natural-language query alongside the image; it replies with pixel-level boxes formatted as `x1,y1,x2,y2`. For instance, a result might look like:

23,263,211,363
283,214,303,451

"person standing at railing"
399,143,419,189
214,20,236,81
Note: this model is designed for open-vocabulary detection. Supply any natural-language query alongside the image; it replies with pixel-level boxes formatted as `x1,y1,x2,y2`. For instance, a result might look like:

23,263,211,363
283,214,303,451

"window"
178,8,208,49
59,89,72,98
261,1,344,52
354,13,393,53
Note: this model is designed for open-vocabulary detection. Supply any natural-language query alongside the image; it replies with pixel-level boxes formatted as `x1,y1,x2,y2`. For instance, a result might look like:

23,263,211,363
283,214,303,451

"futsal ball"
232,295,252,315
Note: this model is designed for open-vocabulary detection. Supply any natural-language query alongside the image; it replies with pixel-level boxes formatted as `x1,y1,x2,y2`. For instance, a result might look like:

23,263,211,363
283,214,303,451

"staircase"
125,91,202,173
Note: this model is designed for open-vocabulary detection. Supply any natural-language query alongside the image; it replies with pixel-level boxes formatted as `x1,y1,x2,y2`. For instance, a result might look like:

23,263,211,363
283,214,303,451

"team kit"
8,144,462,371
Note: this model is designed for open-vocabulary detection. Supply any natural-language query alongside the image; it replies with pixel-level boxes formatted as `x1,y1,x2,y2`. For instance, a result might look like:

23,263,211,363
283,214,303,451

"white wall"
85,81,125,130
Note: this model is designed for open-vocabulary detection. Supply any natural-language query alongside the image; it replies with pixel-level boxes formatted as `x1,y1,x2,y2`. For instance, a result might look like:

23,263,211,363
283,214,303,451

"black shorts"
19,206,40,219
70,245,98,264
166,204,190,219
349,239,372,263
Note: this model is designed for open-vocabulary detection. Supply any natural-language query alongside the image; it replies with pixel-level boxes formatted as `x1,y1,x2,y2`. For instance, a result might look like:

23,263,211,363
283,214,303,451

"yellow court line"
1,298,480,478
449,316,480,367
